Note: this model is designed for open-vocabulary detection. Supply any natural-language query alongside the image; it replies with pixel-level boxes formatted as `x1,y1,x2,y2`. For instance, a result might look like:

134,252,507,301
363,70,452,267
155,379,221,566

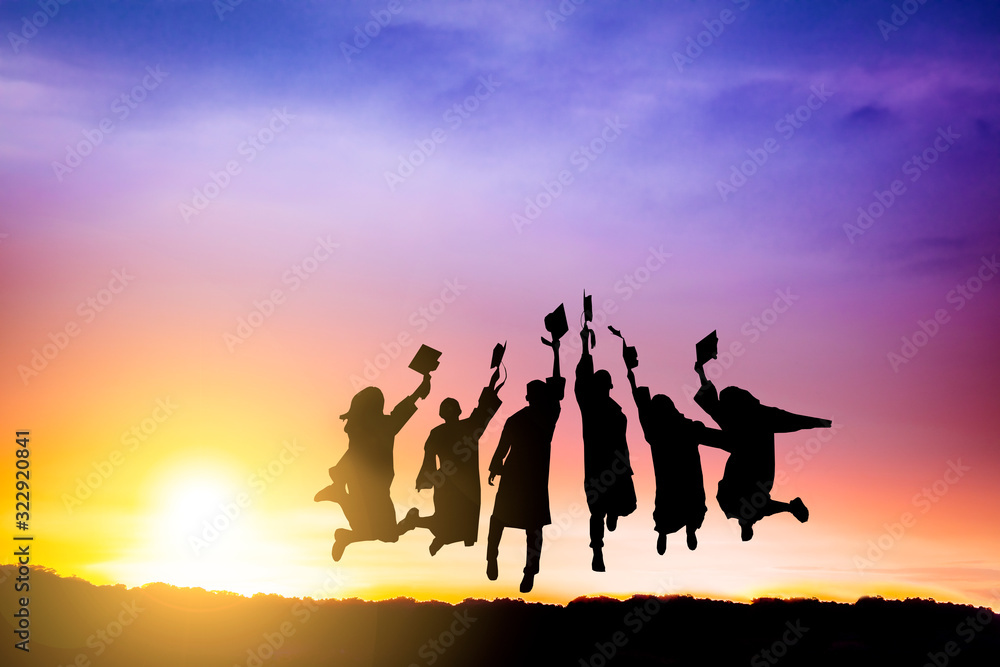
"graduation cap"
541,304,568,346
490,342,506,369
608,326,638,369
582,292,595,348
490,342,508,392
696,331,719,366
409,344,441,375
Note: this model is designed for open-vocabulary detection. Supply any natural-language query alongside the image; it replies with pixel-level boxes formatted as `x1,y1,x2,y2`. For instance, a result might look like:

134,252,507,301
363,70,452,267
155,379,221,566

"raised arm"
577,326,594,376
575,327,594,403
626,367,638,393
389,373,431,434
693,361,721,422
468,375,503,432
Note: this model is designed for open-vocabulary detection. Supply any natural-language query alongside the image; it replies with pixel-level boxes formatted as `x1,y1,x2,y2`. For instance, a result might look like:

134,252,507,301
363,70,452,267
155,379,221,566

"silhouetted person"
315,373,431,560
575,324,636,572
622,340,728,554
398,367,503,555
694,360,831,541
486,334,564,593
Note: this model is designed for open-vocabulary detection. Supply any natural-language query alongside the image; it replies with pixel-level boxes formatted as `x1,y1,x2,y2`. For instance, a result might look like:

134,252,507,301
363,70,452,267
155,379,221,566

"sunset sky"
1,0,999,611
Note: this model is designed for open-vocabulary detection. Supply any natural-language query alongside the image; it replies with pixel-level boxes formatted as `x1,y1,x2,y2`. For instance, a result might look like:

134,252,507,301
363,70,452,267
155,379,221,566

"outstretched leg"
314,482,346,504
397,508,434,535
656,531,667,555
758,497,808,522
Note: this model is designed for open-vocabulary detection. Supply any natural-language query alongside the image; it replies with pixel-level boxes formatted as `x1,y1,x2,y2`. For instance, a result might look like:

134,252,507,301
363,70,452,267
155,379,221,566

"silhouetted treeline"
2,566,998,666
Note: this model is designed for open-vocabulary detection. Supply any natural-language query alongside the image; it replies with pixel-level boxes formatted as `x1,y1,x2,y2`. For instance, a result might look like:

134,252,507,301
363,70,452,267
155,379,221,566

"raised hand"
415,373,431,399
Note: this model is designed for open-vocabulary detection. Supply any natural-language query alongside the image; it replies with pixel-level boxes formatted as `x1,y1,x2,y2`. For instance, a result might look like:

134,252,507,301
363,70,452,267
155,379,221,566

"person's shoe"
686,527,698,551
314,484,343,503
656,532,667,555
607,514,618,531
332,529,351,562
592,549,606,572
398,507,420,533
486,558,498,581
740,521,754,542
519,571,535,593
429,538,444,556
790,497,809,523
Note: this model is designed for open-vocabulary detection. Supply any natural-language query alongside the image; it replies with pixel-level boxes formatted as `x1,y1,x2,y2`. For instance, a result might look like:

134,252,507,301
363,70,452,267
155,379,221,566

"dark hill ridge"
1,565,998,666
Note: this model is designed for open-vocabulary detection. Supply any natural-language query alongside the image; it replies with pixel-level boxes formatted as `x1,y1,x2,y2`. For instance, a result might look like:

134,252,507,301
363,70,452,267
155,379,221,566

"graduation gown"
575,354,636,517
489,375,565,529
695,379,826,522
633,384,726,534
415,386,502,545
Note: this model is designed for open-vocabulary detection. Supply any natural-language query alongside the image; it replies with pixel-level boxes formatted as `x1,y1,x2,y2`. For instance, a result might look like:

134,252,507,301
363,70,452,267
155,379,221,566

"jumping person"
621,336,727,554
576,323,636,571
399,363,503,555
486,317,565,593
694,358,830,541
315,373,431,560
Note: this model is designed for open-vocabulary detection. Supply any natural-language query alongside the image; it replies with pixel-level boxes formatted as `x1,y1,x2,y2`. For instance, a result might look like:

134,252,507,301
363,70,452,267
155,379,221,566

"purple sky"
1,0,999,605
